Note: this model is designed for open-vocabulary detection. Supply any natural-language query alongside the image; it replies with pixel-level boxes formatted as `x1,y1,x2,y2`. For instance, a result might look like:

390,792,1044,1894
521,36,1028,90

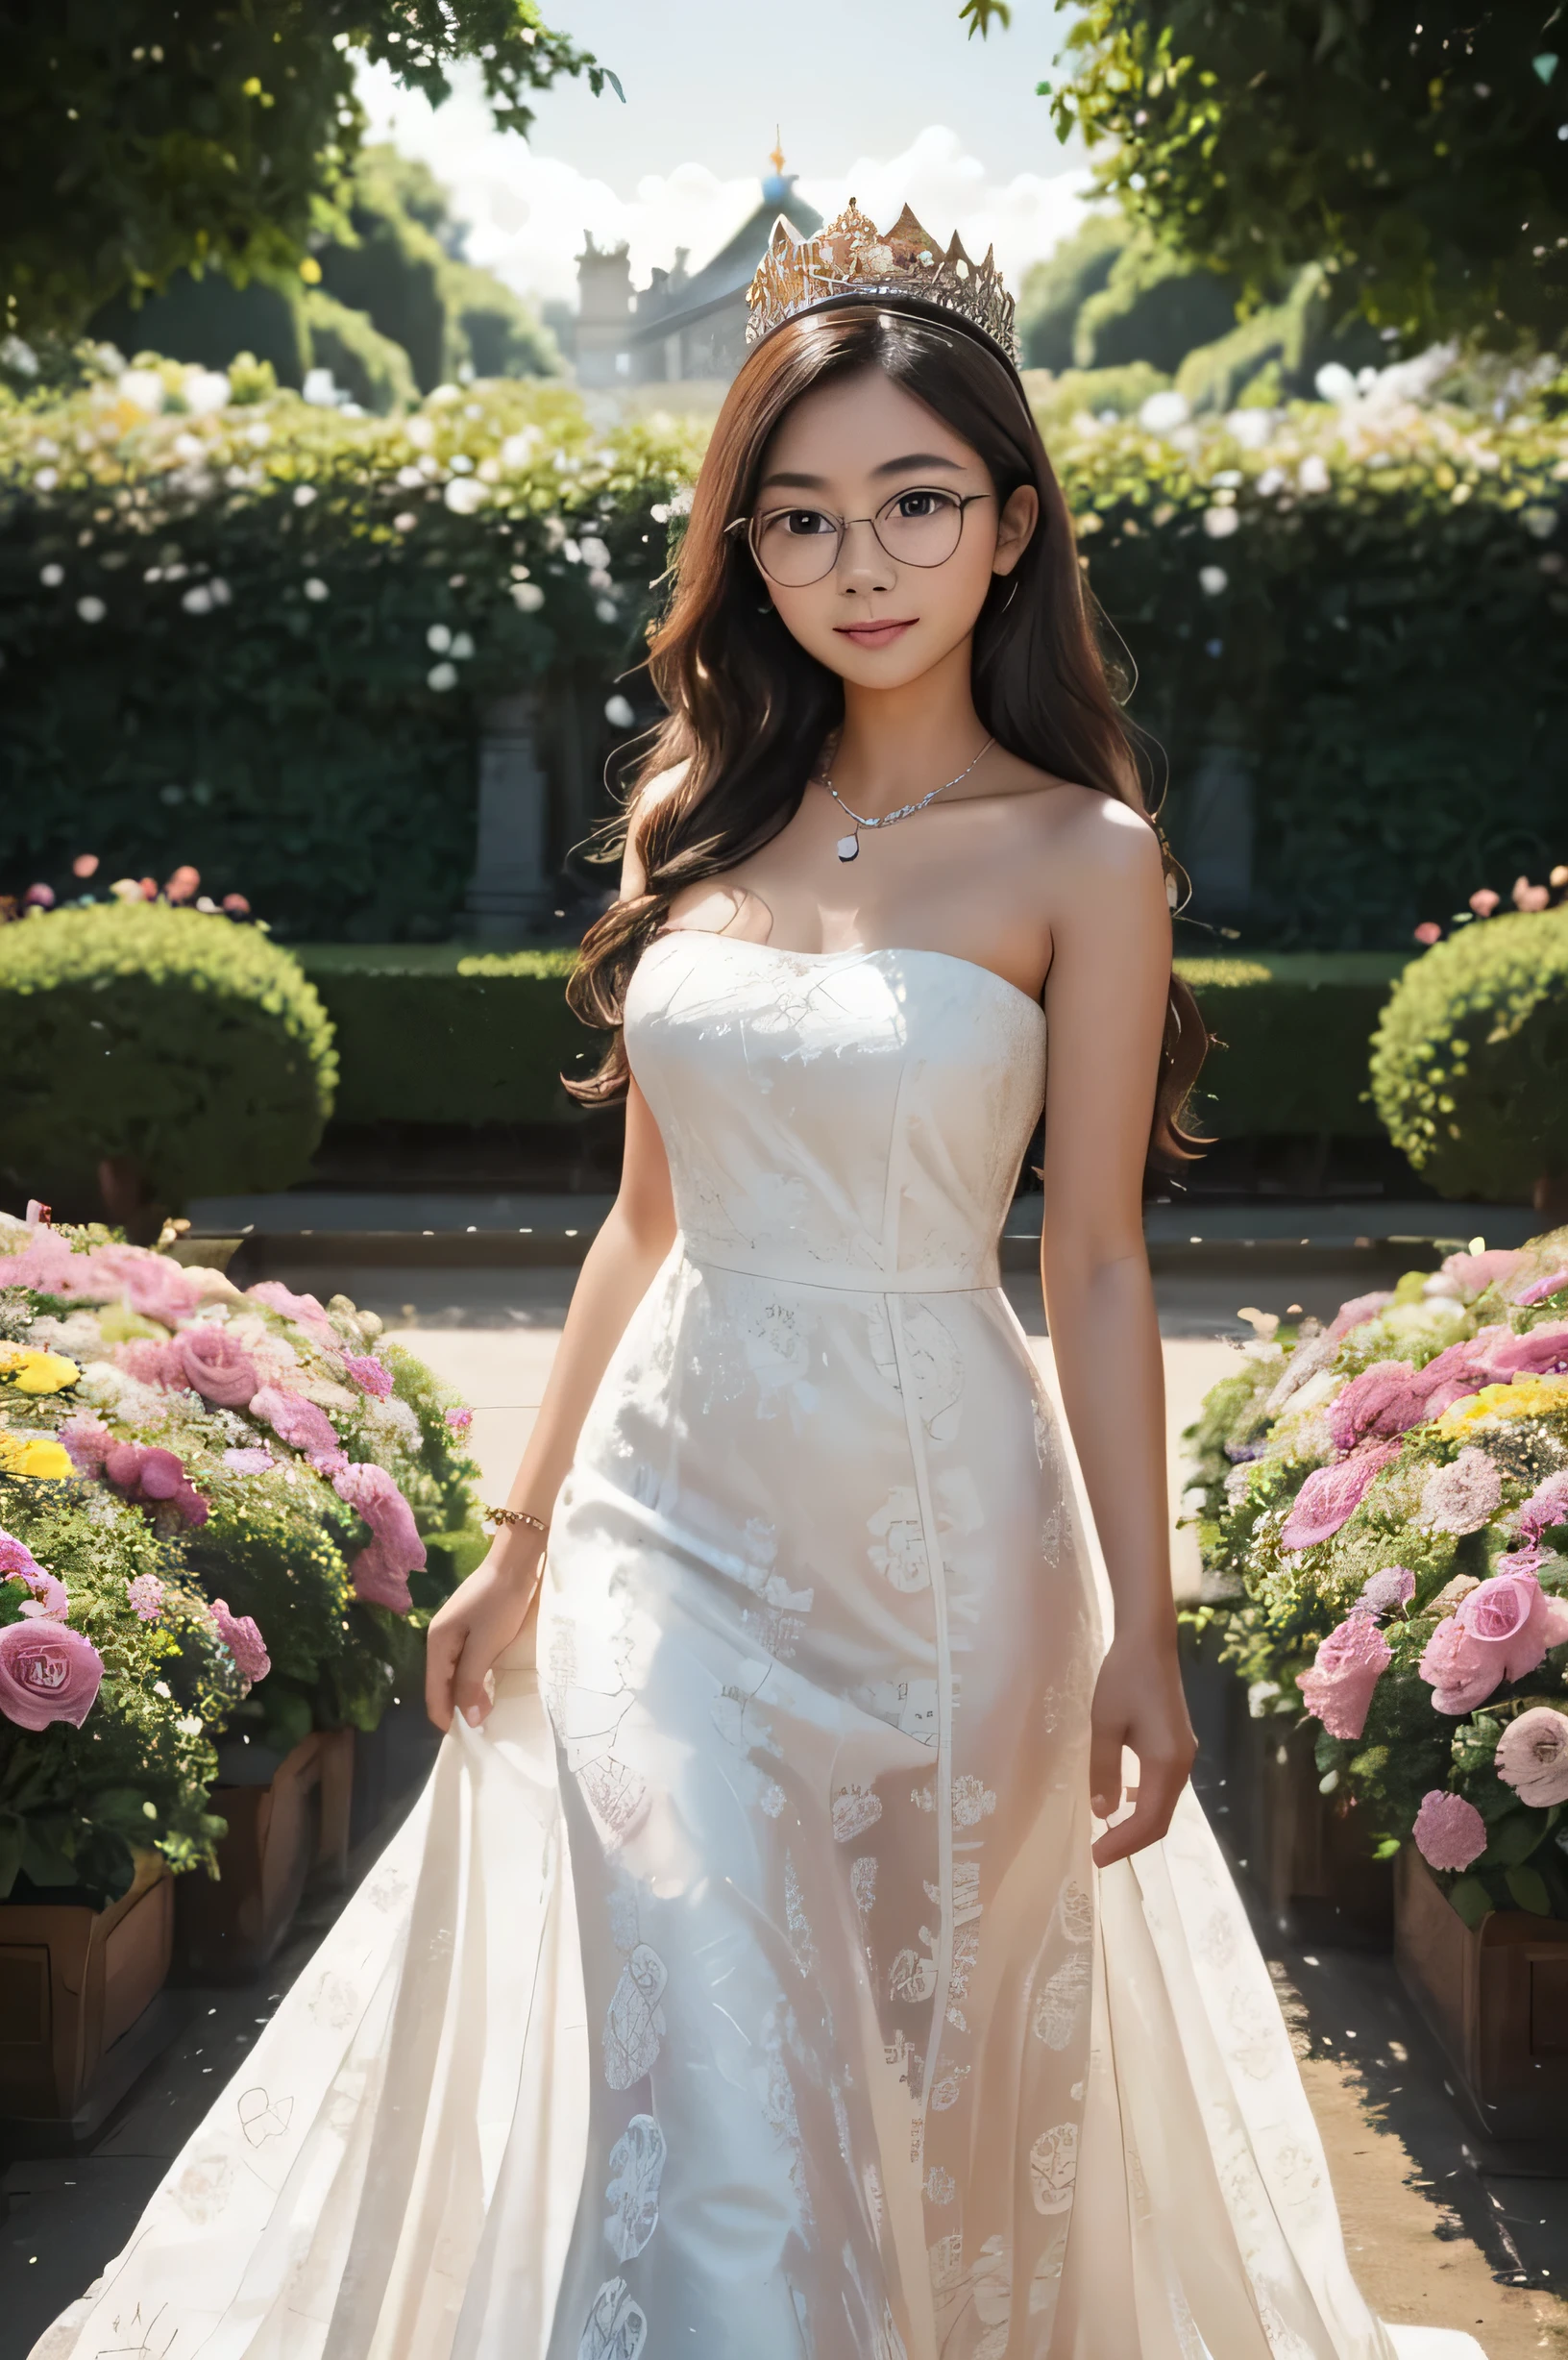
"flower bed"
1185,1222,1568,1927
0,1211,482,1911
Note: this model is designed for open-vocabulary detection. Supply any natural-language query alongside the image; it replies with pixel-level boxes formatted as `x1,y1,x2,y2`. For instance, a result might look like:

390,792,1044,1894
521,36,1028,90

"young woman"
37,209,1482,2360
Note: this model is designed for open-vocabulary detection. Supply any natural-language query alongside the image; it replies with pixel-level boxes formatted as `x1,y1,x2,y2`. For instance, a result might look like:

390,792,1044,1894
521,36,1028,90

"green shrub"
1176,951,1407,1136
1369,908,1568,1201
0,903,337,1216
303,289,419,415
1017,214,1129,372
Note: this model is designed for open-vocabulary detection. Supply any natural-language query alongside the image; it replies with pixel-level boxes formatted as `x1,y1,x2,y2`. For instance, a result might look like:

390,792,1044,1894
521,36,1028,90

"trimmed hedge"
1369,908,1568,1200
292,944,1409,1140
0,903,336,1211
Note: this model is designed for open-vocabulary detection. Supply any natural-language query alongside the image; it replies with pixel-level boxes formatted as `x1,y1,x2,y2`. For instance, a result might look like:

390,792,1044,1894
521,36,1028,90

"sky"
357,0,1094,308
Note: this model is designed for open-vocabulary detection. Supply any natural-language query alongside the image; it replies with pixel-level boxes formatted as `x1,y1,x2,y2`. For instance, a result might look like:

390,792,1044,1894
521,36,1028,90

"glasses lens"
875,488,966,568
752,507,842,586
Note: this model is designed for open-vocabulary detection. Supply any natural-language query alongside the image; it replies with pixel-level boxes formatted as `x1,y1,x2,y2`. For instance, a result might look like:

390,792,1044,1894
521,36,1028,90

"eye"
776,507,835,537
889,488,957,521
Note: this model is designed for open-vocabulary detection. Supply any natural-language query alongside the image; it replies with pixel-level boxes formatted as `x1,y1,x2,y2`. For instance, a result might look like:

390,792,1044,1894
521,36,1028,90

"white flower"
1297,455,1331,495
1225,407,1275,449
404,416,435,450
183,368,230,415
595,597,619,624
427,623,452,652
1139,389,1190,433
587,566,614,592
118,368,165,414
1199,565,1228,595
1257,466,1288,497
395,464,423,488
303,577,329,602
449,630,474,659
579,534,611,569
448,452,475,474
172,431,203,461
501,428,540,469
510,579,544,612
393,511,417,531
208,577,231,606
604,694,635,727
34,465,59,491
427,660,458,691
153,1679,172,1699
443,476,486,514
1521,505,1558,540
76,595,106,623
292,483,317,507
182,584,214,614
302,367,337,408
39,562,63,587
176,1712,203,1735
1201,505,1239,539
477,457,500,482
1314,361,1358,405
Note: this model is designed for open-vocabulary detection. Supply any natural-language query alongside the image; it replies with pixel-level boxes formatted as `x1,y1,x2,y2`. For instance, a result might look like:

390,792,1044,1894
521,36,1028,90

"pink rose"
1413,1789,1487,1874
101,1440,209,1527
250,1385,340,1459
122,1256,205,1328
247,1282,336,1340
1418,1616,1504,1712
331,1461,425,1613
1327,1290,1394,1341
1419,1446,1503,1536
341,1352,394,1398
176,1323,259,1408
1327,1361,1427,1451
1518,1470,1568,1545
1483,1322,1568,1382
1299,1612,1392,1739
1457,1569,1568,1680
210,1596,271,1684
0,1232,82,1297
1495,1708,1568,1807
1280,1440,1401,1551
0,1617,103,1731
1358,1564,1417,1616
0,1531,68,1620
1437,1248,1524,1303
1516,1268,1568,1309
1408,1331,1507,1417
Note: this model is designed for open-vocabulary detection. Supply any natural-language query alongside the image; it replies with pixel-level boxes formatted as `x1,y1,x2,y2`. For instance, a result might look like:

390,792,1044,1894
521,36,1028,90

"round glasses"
736,486,993,589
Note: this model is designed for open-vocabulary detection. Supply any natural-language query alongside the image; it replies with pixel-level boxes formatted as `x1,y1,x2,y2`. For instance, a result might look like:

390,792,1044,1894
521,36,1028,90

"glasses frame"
730,486,994,588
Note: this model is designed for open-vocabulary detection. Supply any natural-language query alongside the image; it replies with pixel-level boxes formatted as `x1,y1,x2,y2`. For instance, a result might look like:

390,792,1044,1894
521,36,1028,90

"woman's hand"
425,1535,545,1733
1088,1627,1197,1869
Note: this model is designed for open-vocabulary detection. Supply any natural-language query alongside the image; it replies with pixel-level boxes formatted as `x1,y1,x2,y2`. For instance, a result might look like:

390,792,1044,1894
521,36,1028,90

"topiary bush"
0,902,337,1220
1369,907,1568,1204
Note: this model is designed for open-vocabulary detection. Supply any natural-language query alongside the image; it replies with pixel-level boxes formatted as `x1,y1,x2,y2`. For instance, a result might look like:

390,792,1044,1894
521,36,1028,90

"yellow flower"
0,1432,75,1479
0,1344,81,1396
1436,1373,1568,1435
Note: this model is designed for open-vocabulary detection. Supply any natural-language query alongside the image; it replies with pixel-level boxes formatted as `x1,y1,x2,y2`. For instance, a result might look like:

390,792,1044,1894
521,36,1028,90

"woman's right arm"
424,821,677,1733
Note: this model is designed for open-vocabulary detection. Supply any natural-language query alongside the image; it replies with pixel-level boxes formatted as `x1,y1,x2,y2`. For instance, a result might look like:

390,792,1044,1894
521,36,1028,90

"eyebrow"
758,451,968,492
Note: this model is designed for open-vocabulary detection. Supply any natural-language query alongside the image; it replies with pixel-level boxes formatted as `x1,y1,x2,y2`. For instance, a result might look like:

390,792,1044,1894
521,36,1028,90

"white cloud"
356,62,1092,310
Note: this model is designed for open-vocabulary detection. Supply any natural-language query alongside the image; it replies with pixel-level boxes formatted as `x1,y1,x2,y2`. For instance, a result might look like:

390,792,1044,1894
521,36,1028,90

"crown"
746,200,1017,364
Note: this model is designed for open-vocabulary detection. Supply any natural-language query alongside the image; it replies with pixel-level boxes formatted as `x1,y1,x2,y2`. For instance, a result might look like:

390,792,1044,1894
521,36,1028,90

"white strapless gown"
34,934,1483,2360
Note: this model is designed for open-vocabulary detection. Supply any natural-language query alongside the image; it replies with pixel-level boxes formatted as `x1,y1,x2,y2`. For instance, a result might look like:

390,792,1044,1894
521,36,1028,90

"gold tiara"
746,200,1017,364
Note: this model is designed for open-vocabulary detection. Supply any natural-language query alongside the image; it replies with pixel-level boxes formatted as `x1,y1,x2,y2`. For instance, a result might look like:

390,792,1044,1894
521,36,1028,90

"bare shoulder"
620,760,691,898
981,759,1161,894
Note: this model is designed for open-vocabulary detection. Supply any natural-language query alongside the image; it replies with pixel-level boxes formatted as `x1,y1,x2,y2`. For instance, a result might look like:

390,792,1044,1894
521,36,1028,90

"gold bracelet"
482,1505,550,1536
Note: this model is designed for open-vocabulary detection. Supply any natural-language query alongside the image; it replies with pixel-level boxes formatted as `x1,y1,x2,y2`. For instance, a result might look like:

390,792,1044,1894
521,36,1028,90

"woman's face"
747,366,1038,693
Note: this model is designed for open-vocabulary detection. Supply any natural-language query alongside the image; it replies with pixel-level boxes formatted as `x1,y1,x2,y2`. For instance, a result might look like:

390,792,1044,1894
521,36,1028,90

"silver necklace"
822,737,994,863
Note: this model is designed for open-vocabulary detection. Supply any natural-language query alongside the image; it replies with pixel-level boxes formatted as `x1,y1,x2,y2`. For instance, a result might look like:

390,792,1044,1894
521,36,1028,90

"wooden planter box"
0,1848,181,2141
1228,1699,1393,1948
172,1726,353,1984
1395,1847,1568,2148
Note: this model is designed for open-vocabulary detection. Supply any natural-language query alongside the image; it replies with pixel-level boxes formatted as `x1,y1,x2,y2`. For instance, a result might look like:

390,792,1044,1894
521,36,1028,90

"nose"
835,516,895,595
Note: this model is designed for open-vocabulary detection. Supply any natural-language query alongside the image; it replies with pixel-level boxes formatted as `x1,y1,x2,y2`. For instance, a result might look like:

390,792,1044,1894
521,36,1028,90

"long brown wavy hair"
565,301,1209,1170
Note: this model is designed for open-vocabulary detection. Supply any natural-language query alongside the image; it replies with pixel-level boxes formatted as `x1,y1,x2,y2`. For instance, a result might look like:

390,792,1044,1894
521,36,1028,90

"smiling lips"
833,619,917,649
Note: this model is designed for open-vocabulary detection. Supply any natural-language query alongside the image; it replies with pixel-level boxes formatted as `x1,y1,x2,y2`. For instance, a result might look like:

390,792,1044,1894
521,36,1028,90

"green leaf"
1506,1864,1552,1916
1482,1807,1550,1867
0,1816,24,1900
1447,1874,1493,1929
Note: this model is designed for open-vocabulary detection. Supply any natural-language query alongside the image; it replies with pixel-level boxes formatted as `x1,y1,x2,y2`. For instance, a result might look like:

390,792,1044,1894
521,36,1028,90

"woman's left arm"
1038,796,1197,1868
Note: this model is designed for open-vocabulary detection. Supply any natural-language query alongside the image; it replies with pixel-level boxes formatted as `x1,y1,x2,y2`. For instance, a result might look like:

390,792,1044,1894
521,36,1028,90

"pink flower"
1,1231,84,1297
1518,1470,1568,1545
210,1596,270,1684
1327,1361,1427,1451
0,1532,68,1620
1516,1268,1568,1308
1419,1446,1503,1536
331,1461,425,1613
1418,1616,1504,1712
1299,1612,1392,1739
1413,1789,1487,1874
1495,1708,1568,1807
1469,888,1501,918
165,864,200,903
1457,1568,1568,1679
247,1282,336,1340
1327,1290,1394,1341
1280,1440,1401,1550
101,1440,208,1527
1437,1248,1524,1302
250,1385,339,1458
59,1416,111,1476
23,883,55,909
122,1256,205,1328
1484,1321,1568,1381
222,1446,274,1476
1413,921,1442,946
445,1406,473,1433
71,854,98,880
113,1337,187,1389
1513,874,1550,912
0,1618,103,1731
175,1323,259,1408
1358,1563,1417,1616
1408,1331,1507,1415
126,1573,164,1622
341,1352,394,1398
222,892,250,917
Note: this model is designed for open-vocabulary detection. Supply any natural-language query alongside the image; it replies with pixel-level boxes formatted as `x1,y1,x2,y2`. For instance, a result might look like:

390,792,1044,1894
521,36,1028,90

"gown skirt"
32,932,1485,2359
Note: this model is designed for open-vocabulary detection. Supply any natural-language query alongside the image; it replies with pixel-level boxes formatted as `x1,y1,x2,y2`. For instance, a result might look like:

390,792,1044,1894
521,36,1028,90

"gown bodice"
623,931,1048,1293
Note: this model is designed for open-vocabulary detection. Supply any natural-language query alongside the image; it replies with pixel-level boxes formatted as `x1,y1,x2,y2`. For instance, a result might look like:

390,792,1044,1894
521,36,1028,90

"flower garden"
0,1209,482,1924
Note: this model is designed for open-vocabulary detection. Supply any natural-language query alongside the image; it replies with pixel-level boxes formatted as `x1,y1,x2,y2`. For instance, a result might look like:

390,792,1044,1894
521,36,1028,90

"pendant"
836,833,859,863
